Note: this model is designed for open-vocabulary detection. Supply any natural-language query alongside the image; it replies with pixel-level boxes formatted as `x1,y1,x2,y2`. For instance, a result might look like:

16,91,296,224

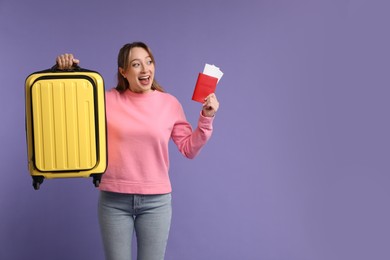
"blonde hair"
115,42,164,93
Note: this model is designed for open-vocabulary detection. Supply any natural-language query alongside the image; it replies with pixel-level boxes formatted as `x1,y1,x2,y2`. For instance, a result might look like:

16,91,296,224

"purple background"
1,0,389,259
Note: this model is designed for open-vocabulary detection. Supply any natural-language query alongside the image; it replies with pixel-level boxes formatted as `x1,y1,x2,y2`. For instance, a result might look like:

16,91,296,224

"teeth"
139,76,149,80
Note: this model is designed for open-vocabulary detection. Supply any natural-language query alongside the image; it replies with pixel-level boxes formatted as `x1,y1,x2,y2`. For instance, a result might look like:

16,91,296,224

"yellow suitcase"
25,65,107,190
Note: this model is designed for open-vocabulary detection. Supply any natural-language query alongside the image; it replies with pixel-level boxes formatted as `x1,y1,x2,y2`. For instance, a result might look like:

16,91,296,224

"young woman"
56,42,219,260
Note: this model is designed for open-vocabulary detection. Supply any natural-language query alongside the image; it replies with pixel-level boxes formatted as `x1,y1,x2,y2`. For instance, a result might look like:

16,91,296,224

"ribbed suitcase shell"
25,68,107,189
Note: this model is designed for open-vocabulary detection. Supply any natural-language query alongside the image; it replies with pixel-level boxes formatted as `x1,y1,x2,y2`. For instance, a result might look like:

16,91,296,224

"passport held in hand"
192,64,223,103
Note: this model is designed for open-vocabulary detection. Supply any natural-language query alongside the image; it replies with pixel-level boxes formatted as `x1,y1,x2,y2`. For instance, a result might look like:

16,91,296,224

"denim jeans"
98,191,172,260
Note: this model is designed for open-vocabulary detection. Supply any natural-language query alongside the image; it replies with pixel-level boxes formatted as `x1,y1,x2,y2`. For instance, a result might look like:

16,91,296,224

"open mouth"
138,75,151,85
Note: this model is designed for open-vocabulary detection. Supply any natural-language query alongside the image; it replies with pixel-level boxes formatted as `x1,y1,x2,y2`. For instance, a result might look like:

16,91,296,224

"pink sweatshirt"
99,88,214,194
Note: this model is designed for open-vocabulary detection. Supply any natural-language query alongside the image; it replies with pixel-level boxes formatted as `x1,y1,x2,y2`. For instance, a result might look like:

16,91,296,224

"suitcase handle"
51,63,82,72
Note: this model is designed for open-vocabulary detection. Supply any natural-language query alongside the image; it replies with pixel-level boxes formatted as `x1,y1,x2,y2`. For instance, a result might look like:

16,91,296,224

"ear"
119,67,126,78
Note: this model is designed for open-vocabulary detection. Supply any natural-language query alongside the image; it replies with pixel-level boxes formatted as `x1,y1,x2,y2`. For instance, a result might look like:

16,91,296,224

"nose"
140,62,148,73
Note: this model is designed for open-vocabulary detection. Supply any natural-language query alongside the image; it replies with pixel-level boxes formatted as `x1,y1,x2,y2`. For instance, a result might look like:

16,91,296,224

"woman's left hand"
202,93,219,117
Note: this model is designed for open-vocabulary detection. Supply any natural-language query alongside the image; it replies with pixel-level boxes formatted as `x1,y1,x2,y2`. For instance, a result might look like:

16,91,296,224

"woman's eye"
132,63,140,68
147,60,153,65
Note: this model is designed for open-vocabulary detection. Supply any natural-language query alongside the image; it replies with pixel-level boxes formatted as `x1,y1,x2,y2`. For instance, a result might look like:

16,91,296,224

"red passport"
192,73,218,103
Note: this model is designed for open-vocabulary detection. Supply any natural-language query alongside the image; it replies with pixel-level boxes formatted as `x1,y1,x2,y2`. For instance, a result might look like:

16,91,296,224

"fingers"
56,53,79,70
203,93,219,110
202,93,219,117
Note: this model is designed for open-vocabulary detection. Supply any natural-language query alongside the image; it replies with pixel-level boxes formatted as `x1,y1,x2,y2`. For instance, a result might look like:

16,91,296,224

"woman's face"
120,47,155,93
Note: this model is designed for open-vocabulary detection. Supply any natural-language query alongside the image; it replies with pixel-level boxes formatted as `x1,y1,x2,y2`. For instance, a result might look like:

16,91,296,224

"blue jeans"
98,191,172,260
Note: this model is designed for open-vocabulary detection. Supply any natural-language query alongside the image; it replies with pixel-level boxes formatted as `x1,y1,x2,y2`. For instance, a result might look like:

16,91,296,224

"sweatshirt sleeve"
171,108,214,159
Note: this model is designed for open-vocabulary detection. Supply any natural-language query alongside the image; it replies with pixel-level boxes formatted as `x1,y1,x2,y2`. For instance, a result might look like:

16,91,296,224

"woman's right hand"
56,53,80,70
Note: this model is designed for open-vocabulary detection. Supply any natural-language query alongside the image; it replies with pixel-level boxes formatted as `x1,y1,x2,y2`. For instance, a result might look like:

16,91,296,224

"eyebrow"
130,56,152,63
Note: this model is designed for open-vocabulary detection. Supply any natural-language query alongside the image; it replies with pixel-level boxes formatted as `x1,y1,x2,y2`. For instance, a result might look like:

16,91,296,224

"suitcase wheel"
92,174,101,188
32,176,44,190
